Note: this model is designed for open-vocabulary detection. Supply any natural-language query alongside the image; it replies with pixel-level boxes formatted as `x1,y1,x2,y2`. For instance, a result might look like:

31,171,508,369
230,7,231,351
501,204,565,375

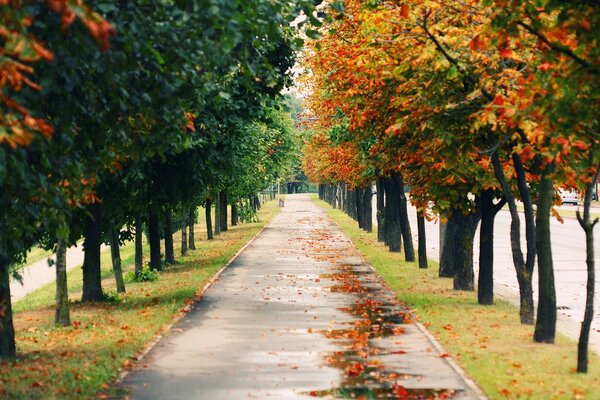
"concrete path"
122,194,484,399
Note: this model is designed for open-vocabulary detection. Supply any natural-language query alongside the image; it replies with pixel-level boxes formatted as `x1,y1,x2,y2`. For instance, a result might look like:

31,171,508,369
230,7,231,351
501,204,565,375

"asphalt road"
384,199,600,349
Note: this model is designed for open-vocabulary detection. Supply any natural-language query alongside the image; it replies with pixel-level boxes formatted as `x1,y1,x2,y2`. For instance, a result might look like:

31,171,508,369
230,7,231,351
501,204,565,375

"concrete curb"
115,215,277,385
315,199,488,399
413,321,488,399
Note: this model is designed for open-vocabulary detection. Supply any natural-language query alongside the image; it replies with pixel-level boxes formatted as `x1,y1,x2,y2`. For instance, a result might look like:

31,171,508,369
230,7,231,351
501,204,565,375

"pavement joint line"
115,218,274,385
319,201,488,399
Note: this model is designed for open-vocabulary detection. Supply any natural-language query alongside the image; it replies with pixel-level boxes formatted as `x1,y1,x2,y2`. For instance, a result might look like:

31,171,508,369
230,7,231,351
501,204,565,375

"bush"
124,266,160,283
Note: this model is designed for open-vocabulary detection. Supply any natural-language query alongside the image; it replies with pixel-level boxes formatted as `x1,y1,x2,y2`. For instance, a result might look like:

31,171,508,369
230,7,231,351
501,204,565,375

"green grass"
1,201,280,400
313,195,600,400
24,246,54,266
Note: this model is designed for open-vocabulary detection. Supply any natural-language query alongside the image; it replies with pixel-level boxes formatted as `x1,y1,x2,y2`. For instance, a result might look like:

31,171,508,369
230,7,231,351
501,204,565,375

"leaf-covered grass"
1,201,280,400
314,196,600,400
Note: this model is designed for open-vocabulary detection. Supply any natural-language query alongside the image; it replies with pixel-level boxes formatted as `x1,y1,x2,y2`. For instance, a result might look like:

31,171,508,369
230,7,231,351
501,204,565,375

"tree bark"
55,240,70,326
214,194,221,236
255,195,261,210
356,187,364,229
439,219,447,263
181,205,188,257
206,199,214,240
82,204,104,302
576,161,600,373
189,208,196,250
0,257,16,358
164,209,175,264
477,190,505,305
219,191,228,232
231,203,238,226
439,206,481,288
453,208,481,291
383,176,401,252
534,164,557,343
148,211,162,271
492,152,535,324
392,172,415,262
376,177,385,242
361,185,373,233
135,214,143,276
417,210,428,269
109,227,125,293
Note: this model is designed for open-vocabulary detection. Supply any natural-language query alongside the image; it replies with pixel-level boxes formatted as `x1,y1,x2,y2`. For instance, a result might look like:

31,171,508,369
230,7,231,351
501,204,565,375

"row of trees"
0,0,314,359
301,0,599,373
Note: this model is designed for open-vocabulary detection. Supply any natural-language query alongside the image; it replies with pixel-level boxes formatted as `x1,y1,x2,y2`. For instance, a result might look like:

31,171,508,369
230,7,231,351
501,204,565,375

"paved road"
375,199,600,353
122,194,484,399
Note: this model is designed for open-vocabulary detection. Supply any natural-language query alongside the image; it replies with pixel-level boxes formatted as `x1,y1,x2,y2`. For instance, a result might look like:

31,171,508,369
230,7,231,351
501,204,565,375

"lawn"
0,201,281,399
313,196,600,400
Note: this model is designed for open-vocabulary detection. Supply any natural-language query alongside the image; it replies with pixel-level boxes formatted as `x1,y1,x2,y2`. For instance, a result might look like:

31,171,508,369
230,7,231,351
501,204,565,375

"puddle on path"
300,218,461,399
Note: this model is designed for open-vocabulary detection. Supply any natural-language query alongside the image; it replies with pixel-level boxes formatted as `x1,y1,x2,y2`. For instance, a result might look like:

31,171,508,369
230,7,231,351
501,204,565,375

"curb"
414,321,488,399
115,213,278,387
314,199,488,399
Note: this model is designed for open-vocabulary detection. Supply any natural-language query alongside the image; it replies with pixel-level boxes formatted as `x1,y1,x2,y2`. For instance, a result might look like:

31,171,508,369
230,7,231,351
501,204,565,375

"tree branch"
517,20,600,75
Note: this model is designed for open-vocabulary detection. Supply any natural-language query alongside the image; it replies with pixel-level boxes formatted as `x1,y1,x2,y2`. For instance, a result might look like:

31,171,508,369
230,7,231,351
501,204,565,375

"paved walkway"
122,194,484,399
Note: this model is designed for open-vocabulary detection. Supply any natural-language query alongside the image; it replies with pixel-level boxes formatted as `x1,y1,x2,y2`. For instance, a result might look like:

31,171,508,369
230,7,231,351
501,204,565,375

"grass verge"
313,195,600,400
0,201,280,399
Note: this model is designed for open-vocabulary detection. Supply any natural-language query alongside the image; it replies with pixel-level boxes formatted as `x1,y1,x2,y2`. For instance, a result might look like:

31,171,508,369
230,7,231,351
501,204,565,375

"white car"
560,190,580,205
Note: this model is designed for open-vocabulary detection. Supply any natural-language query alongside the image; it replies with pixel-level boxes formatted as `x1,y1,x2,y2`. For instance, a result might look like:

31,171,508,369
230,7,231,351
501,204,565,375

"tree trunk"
477,190,505,305
181,205,188,257
135,214,143,276
214,194,221,236
417,211,428,269
383,176,401,252
439,219,447,263
109,227,125,293
576,161,600,373
492,152,535,324
254,195,261,210
55,240,70,326
534,165,557,343
220,191,228,232
440,206,481,287
0,257,16,359
361,185,373,233
82,204,104,302
206,199,214,240
164,210,175,265
356,187,364,229
439,211,456,278
231,203,238,226
148,211,162,271
188,208,196,250
453,208,481,291
392,172,415,262
376,177,385,242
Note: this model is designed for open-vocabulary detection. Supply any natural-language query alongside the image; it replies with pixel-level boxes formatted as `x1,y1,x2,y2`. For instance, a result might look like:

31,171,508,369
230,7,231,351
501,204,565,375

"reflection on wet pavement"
123,194,484,400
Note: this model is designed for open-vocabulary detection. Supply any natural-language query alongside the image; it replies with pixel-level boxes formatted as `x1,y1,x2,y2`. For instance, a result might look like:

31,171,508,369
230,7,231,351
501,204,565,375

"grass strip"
314,196,600,400
0,201,280,399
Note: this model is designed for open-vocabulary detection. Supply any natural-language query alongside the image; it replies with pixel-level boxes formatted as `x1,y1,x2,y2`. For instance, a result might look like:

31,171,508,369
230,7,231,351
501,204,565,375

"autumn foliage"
0,1,114,148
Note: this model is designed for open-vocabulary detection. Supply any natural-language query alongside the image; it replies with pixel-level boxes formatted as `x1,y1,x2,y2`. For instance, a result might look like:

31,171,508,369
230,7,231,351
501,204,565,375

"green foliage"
102,291,123,305
124,267,159,283
237,202,259,223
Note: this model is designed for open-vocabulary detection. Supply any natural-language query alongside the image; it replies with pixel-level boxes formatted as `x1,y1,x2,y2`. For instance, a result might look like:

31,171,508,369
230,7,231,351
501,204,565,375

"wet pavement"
122,194,485,399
